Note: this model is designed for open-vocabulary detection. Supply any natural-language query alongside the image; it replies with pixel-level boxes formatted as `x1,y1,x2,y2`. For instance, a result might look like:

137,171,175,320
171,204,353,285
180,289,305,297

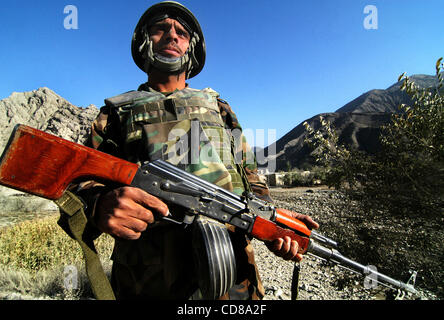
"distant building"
257,168,270,175
264,173,285,187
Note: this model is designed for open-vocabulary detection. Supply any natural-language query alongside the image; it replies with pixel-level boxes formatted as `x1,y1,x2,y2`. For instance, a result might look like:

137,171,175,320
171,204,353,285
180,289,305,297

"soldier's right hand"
95,186,169,240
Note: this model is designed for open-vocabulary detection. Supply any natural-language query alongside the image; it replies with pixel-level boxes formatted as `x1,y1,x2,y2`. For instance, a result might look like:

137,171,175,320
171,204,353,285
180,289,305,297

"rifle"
0,124,417,299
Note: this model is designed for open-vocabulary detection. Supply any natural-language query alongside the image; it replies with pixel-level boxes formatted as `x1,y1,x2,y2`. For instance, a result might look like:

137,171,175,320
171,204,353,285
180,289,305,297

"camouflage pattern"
78,83,271,300
103,85,248,195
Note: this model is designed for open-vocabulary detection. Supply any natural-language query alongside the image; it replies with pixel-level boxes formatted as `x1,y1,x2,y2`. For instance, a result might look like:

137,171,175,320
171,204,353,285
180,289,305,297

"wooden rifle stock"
0,124,139,200
251,215,311,253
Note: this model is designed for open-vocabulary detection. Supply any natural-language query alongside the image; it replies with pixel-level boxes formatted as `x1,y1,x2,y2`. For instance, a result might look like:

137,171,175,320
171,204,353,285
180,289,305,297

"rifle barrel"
307,241,416,294
310,230,338,248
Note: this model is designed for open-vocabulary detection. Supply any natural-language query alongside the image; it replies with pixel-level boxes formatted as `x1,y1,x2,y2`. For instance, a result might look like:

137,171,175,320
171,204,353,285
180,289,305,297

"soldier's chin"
152,53,186,75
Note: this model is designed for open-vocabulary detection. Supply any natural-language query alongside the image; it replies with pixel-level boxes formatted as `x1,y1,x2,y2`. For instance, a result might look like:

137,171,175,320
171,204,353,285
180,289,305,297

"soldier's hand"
266,236,303,261
265,210,319,262
95,186,169,240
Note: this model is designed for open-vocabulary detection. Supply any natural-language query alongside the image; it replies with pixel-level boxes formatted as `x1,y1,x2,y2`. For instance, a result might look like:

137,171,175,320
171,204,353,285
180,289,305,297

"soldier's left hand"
265,211,319,262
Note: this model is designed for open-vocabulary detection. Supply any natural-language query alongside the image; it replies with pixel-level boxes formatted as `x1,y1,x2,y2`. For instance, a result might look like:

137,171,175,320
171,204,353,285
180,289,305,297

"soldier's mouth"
159,46,181,57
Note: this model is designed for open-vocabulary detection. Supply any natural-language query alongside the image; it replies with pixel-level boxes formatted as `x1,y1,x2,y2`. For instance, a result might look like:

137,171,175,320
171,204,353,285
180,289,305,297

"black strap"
291,262,300,300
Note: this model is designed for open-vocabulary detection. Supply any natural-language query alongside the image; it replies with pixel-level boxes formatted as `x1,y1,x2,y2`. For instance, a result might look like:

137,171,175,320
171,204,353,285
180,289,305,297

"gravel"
0,187,440,301
252,187,441,300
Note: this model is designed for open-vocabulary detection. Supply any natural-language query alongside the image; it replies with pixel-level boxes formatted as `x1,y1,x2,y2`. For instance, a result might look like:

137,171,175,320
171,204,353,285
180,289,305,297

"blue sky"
1,0,443,147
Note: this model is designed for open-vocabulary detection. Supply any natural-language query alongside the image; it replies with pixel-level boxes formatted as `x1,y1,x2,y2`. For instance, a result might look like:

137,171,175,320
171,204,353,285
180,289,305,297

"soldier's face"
149,18,190,58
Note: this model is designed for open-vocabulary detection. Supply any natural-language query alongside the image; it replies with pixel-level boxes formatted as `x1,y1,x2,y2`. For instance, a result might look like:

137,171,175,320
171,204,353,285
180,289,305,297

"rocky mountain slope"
0,87,99,212
0,87,98,150
264,74,440,171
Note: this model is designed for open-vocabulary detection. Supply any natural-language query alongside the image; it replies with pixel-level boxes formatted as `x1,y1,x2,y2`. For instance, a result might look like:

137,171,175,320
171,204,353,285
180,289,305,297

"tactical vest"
105,87,247,195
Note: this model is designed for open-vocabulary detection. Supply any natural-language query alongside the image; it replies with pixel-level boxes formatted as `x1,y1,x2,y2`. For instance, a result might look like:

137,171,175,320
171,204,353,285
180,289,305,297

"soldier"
72,1,318,300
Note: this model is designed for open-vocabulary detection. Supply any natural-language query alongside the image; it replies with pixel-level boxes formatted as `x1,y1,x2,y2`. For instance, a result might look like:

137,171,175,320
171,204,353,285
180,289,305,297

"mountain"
263,74,440,171
0,87,99,151
0,87,99,214
335,74,439,113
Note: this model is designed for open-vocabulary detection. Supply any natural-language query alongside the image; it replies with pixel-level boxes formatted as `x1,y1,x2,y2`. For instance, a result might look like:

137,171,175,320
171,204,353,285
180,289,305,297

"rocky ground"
0,187,441,300
253,187,441,300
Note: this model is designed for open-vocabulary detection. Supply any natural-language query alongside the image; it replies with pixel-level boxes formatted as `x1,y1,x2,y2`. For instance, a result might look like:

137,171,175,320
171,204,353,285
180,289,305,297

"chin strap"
54,191,116,300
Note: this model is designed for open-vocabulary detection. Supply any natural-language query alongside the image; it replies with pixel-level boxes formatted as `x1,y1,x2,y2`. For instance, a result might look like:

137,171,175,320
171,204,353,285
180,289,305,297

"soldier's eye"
177,29,190,39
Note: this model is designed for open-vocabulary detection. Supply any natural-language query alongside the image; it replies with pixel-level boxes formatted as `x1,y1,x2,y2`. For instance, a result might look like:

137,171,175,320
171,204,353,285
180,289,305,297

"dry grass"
0,214,114,299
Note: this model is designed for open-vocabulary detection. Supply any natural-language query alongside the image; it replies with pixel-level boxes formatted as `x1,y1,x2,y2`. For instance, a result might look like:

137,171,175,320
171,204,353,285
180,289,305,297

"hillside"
0,87,98,150
263,74,440,171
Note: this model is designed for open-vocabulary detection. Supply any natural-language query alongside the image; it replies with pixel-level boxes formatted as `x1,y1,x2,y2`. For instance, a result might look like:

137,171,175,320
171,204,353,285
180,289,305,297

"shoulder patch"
104,90,157,108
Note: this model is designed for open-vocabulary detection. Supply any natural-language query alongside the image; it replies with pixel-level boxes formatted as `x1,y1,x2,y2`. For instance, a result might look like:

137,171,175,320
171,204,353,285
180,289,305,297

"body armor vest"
105,87,247,195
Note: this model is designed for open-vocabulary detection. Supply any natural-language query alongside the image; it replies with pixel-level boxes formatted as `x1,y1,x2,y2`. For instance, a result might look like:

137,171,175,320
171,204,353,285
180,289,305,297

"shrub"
283,166,328,187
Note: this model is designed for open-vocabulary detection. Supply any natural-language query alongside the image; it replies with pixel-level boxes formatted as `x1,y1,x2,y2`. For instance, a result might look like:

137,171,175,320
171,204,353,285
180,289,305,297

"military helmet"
131,1,206,79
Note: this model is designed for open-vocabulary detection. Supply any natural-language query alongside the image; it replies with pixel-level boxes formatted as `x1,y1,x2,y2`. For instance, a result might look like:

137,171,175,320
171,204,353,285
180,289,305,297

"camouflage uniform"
75,82,271,300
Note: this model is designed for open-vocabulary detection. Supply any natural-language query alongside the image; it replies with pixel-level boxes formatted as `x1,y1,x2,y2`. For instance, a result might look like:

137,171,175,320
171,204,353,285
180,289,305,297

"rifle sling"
291,262,300,300
54,191,116,300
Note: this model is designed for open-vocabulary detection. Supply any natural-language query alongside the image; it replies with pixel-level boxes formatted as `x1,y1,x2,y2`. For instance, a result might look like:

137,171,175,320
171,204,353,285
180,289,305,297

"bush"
283,166,328,187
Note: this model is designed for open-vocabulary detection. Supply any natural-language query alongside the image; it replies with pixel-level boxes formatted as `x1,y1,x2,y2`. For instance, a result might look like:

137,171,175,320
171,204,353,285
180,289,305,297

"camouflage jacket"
70,83,270,300
85,83,270,200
